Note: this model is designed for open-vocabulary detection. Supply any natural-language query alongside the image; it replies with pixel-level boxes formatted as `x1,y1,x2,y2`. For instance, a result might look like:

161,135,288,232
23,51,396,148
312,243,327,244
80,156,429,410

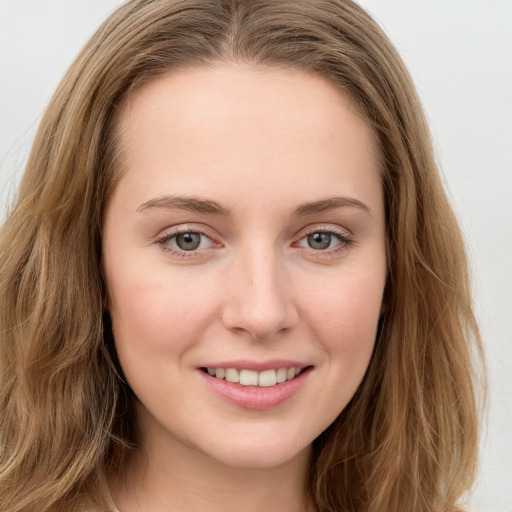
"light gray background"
1,1,511,510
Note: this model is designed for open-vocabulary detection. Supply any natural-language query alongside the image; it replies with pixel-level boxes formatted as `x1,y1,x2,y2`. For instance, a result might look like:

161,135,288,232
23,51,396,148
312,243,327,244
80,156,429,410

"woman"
0,1,484,511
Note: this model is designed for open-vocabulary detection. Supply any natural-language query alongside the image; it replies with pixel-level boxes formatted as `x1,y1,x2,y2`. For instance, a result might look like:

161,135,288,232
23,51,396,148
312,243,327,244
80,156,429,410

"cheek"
287,269,385,438
108,268,217,364
300,270,384,369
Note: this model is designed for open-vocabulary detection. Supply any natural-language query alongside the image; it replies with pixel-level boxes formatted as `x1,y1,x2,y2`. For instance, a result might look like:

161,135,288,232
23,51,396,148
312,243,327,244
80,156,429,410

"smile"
199,364,312,410
203,367,303,387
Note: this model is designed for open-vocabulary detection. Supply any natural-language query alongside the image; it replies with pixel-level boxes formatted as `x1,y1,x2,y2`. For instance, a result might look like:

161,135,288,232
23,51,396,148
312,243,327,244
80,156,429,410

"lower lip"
198,369,311,410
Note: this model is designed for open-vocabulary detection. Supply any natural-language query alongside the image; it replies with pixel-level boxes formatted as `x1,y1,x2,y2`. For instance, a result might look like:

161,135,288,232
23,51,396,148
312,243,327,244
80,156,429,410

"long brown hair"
0,1,484,510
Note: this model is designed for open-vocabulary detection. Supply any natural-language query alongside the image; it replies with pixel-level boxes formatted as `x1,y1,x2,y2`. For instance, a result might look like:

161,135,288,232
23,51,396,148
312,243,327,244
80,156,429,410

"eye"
174,232,204,251
304,232,336,250
295,228,353,252
158,230,215,254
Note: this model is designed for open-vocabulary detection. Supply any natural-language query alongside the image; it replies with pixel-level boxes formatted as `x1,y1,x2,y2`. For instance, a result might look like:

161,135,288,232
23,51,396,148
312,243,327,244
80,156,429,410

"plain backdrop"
1,1,511,510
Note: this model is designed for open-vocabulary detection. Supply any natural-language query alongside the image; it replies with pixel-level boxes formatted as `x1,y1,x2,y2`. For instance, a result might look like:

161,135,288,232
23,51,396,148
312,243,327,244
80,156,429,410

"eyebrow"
137,195,232,216
293,196,371,217
137,194,371,217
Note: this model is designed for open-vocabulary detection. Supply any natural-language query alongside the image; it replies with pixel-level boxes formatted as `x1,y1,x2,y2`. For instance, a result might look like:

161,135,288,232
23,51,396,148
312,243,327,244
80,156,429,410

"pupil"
308,232,331,250
176,232,201,250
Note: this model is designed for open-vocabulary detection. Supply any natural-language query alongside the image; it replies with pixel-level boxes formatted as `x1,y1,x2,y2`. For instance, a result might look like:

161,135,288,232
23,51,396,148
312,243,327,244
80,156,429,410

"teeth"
239,369,258,386
225,368,239,383
276,367,287,383
258,369,277,387
206,366,305,387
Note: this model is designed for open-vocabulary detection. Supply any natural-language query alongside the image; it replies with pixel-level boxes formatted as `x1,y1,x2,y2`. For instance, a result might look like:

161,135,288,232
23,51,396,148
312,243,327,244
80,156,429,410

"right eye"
157,230,215,255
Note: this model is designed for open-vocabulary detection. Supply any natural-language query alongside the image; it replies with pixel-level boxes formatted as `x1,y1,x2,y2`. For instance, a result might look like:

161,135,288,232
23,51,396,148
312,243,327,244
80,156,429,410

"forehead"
112,63,381,213
118,63,375,145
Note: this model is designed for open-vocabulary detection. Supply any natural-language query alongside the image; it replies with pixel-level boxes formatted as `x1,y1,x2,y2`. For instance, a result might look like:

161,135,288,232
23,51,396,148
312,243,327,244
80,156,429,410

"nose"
221,247,298,340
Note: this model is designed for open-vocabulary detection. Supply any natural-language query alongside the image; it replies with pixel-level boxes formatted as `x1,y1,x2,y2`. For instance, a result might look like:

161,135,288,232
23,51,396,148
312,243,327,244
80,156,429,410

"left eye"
165,232,213,251
297,232,343,250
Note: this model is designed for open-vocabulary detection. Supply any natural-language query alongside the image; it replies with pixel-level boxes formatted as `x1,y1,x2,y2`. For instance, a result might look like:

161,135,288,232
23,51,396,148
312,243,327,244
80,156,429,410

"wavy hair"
0,1,484,510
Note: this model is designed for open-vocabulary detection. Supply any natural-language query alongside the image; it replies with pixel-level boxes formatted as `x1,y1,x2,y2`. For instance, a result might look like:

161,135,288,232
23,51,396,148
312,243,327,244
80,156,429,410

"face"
103,63,387,469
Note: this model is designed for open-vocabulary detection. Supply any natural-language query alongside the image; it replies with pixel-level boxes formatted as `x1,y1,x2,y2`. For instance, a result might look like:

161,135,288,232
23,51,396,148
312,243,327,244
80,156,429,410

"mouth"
198,364,313,410
199,366,311,388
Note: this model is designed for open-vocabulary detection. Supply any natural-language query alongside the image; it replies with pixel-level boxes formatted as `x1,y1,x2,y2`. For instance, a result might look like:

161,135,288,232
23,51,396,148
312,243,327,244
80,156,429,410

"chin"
198,436,312,469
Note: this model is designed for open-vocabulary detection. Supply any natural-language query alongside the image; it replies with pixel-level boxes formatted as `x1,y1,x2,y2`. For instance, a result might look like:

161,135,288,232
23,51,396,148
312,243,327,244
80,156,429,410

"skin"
103,62,387,512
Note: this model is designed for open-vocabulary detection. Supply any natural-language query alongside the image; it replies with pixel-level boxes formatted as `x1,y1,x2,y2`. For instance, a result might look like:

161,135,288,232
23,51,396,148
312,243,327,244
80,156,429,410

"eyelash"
156,227,216,257
297,227,354,255
155,226,354,258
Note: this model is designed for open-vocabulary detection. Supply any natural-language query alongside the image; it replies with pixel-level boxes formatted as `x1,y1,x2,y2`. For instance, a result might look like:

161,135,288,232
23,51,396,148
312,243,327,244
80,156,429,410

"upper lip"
198,359,311,372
